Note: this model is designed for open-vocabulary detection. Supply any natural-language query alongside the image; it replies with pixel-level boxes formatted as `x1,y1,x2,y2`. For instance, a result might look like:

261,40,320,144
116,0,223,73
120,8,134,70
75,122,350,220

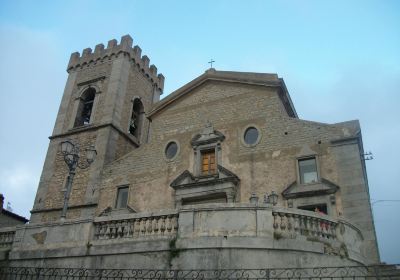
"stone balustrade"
272,209,338,240
93,211,179,240
4,204,367,267
0,227,16,249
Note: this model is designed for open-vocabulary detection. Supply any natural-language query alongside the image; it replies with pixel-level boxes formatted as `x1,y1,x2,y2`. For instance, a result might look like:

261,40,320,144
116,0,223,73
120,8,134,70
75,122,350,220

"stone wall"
31,35,163,222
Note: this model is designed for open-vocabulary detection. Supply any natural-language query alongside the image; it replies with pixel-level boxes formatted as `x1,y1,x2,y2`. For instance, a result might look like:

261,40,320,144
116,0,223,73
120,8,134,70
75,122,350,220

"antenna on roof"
362,151,373,161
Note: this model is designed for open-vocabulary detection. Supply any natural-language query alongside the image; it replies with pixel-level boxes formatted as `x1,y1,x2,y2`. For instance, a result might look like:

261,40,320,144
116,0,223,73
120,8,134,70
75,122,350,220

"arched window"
129,99,144,139
74,88,96,127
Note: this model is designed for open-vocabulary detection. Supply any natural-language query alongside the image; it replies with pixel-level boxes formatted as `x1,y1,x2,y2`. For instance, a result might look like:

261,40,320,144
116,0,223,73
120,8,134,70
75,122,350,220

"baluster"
98,223,104,239
147,217,153,235
279,213,286,232
140,218,147,236
166,215,172,234
111,221,116,238
173,215,178,233
309,216,314,236
126,219,133,238
122,220,128,238
152,217,159,236
304,216,310,236
105,223,111,239
330,222,337,239
293,214,300,237
299,216,305,236
316,218,323,238
320,219,328,238
272,212,279,230
160,216,166,235
310,217,316,237
286,214,292,231
134,219,140,237
117,221,123,238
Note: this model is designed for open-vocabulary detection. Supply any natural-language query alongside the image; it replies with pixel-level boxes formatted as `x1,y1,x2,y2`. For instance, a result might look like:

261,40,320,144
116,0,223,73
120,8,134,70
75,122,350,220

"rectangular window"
201,150,216,175
115,186,129,208
298,157,318,184
298,204,328,215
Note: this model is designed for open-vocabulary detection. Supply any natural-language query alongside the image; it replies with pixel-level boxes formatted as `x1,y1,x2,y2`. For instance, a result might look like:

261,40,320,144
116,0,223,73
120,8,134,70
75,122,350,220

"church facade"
1,35,380,269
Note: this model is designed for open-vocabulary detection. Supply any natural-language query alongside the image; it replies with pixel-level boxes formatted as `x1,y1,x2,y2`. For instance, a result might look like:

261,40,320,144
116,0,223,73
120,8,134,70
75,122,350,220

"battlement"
67,35,165,93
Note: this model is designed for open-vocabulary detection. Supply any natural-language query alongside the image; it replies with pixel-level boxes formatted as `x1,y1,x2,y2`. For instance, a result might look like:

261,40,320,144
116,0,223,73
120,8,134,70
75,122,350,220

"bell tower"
30,35,164,223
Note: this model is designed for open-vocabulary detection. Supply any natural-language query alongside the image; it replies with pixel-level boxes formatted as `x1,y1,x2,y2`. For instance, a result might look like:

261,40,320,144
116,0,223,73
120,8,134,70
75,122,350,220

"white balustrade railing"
94,213,179,240
0,228,16,249
272,210,338,240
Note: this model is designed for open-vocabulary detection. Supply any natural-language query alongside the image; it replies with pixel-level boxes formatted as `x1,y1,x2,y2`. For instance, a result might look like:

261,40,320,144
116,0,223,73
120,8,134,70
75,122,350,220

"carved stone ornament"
191,121,225,147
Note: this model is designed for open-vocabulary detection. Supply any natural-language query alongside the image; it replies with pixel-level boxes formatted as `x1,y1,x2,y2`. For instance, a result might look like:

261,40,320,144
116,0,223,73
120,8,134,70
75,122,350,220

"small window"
129,99,144,138
298,204,327,215
115,186,129,208
243,127,260,146
74,88,96,127
298,157,318,184
201,149,216,175
165,141,178,159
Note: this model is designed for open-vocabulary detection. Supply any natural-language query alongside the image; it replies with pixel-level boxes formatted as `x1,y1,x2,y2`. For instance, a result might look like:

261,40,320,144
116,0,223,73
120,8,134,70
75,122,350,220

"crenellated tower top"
67,35,164,93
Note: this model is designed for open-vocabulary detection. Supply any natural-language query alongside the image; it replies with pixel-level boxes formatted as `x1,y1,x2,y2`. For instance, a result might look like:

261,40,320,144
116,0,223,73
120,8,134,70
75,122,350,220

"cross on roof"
208,59,215,68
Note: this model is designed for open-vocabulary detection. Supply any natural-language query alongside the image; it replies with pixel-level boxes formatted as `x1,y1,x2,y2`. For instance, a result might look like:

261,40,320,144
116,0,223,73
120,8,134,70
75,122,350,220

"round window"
244,127,259,145
165,141,178,159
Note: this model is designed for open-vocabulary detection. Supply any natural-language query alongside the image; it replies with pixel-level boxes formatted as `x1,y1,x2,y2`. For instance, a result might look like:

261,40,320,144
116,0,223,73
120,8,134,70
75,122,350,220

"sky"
0,0,399,263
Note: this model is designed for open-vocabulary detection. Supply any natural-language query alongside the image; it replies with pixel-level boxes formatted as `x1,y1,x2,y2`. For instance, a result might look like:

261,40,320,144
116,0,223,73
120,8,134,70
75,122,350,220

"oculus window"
165,141,178,160
244,127,259,145
298,157,318,184
115,186,129,208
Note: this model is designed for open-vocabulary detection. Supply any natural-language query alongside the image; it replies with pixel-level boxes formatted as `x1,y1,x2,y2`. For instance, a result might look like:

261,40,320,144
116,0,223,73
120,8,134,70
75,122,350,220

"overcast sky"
0,0,399,263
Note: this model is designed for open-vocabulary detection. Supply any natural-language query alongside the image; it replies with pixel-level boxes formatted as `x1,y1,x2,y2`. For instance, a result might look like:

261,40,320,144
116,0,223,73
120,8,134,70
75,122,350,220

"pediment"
282,178,339,199
148,69,297,118
170,165,240,206
170,165,239,189
98,205,137,217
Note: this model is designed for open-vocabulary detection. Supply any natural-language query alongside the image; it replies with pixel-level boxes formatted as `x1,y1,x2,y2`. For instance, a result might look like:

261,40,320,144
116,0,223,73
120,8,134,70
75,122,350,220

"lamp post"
60,140,97,220
264,191,279,206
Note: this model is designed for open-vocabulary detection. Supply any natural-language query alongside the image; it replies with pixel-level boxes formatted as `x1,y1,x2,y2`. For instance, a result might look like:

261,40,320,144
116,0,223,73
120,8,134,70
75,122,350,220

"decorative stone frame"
240,124,262,148
191,122,225,177
194,143,222,177
127,97,145,144
69,84,102,129
164,140,180,162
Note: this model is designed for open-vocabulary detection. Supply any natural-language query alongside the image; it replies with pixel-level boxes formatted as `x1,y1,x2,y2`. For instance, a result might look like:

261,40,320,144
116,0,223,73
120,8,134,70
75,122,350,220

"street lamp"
264,191,279,206
60,140,97,219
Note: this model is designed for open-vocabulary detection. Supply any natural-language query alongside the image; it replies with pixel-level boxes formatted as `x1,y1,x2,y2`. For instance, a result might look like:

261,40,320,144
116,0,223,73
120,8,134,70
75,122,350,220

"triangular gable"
170,165,239,189
148,69,297,118
282,178,339,199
